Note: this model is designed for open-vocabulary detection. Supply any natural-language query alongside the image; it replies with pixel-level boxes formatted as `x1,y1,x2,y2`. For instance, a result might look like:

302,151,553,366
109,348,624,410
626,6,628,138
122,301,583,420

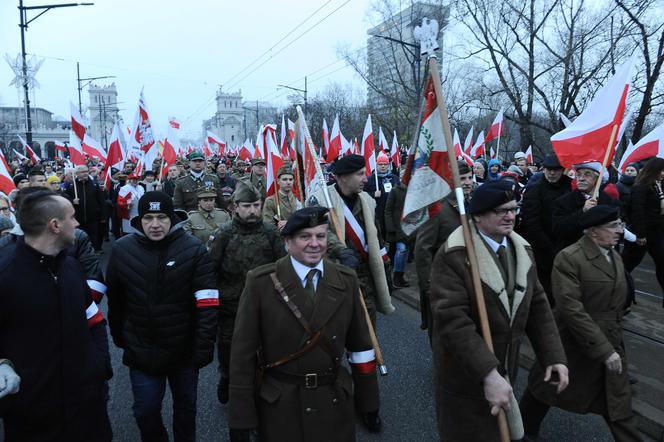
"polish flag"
54,142,67,153
258,124,284,197
68,130,87,166
617,120,664,172
12,148,29,162
207,131,226,156
390,131,401,167
551,56,636,168
106,123,125,172
559,113,573,128
378,127,389,154
454,128,474,167
469,131,486,159
463,127,474,154
361,115,376,176
17,134,41,164
70,102,88,142
327,115,342,161
525,145,533,164
82,134,107,163
238,139,253,161
341,133,353,157
484,108,504,143
402,75,452,235
322,118,330,158
128,89,159,171
203,140,213,159
0,149,16,196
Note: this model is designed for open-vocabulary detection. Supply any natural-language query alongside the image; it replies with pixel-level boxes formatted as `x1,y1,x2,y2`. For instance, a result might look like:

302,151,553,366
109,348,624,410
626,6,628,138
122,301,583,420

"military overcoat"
173,173,221,212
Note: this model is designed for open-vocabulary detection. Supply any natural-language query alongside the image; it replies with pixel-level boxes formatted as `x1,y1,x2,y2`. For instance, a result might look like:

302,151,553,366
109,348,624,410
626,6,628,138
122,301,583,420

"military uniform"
173,171,222,212
184,208,230,246
229,238,379,441
249,172,266,199
209,198,285,401
262,191,303,224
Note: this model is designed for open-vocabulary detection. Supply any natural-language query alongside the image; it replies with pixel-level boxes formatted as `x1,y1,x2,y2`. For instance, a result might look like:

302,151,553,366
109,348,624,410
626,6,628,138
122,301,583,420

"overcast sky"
0,0,374,139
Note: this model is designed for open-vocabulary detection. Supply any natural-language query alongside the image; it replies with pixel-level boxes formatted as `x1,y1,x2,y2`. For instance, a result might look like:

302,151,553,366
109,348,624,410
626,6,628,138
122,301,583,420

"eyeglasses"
599,221,626,230
492,207,518,216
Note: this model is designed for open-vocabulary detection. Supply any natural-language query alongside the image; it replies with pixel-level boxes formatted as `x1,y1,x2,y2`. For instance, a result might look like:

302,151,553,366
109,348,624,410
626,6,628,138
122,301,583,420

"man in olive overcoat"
520,205,642,441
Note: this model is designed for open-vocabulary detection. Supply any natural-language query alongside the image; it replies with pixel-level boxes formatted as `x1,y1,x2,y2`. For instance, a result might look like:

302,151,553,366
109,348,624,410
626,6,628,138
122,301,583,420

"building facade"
0,106,69,159
88,83,119,149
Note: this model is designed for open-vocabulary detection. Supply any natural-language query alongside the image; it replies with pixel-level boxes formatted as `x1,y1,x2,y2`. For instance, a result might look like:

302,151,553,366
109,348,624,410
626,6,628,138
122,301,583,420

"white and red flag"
390,130,401,167
82,134,107,163
258,124,284,197
12,148,28,162
525,145,533,164
551,56,636,168
378,127,389,154
618,120,664,172
490,146,496,159
238,139,253,161
469,130,486,159
207,131,226,157
361,115,376,176
453,128,474,167
17,134,40,164
327,115,342,161
203,140,213,159
322,118,330,158
70,102,88,142
160,118,180,176
0,149,16,196
484,108,504,143
68,130,87,166
463,126,474,154
280,115,289,159
401,75,453,235
128,89,159,171
106,122,125,171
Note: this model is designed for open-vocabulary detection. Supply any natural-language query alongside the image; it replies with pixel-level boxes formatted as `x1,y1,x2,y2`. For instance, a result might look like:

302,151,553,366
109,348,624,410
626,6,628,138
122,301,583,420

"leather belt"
269,370,337,389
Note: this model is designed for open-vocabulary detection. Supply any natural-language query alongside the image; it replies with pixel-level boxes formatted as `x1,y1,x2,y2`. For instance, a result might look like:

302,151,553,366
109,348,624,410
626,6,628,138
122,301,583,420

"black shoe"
392,273,410,289
218,379,229,404
362,411,382,433
629,376,639,385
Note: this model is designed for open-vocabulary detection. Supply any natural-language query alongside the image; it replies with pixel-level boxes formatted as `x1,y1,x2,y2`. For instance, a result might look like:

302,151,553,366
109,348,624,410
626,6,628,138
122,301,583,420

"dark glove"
338,248,360,270
362,410,382,433
194,351,214,369
229,428,251,442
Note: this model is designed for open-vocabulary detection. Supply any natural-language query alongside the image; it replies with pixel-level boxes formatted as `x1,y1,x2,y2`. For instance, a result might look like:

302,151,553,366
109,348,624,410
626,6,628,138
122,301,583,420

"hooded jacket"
106,211,218,374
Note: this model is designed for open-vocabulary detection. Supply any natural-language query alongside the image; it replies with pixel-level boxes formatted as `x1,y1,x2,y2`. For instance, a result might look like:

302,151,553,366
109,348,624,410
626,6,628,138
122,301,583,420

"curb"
391,288,664,441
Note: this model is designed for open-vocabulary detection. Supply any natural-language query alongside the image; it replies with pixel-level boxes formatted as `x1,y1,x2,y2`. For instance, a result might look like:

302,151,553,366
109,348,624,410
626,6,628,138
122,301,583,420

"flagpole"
402,62,430,185
373,149,379,190
296,106,387,376
291,120,305,202
592,123,619,199
495,120,502,160
428,56,512,442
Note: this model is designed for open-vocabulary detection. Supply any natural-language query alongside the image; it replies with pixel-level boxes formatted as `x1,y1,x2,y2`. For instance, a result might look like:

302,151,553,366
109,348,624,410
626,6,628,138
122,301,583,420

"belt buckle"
305,373,318,389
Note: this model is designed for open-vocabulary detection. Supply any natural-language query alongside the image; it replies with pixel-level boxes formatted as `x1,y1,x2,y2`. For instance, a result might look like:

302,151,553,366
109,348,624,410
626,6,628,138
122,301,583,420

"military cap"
197,187,217,199
331,154,365,175
115,173,128,181
277,165,295,178
542,153,563,169
251,157,266,166
232,182,262,203
579,205,620,229
573,161,602,174
188,151,205,161
469,180,516,215
281,206,329,236
457,160,472,175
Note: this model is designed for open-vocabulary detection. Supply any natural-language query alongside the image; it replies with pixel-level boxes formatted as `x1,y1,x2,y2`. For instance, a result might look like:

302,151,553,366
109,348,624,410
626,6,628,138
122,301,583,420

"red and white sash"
342,202,388,262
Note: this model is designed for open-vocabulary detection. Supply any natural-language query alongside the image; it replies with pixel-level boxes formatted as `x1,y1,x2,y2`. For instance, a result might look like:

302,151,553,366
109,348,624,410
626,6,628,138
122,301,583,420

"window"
231,135,235,142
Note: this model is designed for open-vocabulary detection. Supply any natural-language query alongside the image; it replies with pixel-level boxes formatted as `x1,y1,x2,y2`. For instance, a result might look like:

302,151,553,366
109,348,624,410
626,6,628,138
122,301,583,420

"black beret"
332,154,365,176
281,206,329,236
579,205,620,229
469,180,516,215
542,154,563,169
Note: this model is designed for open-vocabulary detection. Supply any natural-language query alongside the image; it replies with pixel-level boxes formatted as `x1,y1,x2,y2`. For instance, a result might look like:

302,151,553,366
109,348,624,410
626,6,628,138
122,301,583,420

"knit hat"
47,175,61,185
138,191,175,221
13,173,28,187
376,151,390,165
573,161,602,174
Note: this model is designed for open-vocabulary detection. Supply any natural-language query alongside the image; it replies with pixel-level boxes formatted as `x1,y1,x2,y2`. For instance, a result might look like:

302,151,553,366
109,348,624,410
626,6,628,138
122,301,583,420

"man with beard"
262,166,302,230
415,161,474,336
520,154,572,302
209,183,285,404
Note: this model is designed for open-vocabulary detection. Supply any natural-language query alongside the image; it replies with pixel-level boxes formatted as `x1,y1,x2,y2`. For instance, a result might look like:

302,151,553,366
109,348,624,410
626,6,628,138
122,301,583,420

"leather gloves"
229,428,251,442
362,410,382,433
0,361,20,399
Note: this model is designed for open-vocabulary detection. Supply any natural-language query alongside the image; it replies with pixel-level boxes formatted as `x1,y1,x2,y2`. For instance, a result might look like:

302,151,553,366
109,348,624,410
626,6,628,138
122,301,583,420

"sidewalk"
392,261,664,441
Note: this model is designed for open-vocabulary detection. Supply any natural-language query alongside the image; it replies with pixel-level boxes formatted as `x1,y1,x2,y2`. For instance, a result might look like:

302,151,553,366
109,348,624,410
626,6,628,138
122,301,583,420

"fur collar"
446,223,532,323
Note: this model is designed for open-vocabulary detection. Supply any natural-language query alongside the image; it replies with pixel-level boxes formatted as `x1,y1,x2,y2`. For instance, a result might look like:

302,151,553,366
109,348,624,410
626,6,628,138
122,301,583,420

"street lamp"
77,61,115,114
18,0,94,146
278,77,307,116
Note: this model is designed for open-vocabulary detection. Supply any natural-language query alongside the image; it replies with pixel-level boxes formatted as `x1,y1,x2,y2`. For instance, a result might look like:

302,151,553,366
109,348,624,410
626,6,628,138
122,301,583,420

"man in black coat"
106,191,218,442
0,189,112,442
364,152,399,240
552,161,620,252
65,165,105,251
520,154,572,302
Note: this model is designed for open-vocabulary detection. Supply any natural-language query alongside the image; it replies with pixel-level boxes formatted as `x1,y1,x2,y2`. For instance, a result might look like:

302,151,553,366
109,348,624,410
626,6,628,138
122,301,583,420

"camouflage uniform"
208,189,285,397
173,172,221,212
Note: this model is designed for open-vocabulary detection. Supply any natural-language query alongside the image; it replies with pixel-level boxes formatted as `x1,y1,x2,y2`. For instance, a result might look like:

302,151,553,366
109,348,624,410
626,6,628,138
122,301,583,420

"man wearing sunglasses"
429,180,567,441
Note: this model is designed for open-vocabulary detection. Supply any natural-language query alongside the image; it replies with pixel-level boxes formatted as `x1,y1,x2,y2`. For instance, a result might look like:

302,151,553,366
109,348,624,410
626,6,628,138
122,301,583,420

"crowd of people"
0,145,662,442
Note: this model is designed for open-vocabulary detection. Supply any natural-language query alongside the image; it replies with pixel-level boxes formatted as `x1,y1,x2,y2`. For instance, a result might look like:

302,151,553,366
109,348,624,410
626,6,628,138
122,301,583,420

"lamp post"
76,61,115,114
18,1,94,146
278,77,307,116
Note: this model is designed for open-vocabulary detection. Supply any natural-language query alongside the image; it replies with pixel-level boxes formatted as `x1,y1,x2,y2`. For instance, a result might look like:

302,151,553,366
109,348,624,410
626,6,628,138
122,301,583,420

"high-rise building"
88,83,119,149
366,2,448,112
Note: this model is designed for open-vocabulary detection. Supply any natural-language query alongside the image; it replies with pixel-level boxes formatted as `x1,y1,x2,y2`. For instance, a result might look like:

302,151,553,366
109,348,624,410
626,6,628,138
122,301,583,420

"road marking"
636,289,663,300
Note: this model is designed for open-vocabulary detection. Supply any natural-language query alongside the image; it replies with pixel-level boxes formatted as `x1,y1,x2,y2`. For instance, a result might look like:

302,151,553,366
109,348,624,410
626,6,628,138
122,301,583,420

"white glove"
0,362,21,398
623,228,637,243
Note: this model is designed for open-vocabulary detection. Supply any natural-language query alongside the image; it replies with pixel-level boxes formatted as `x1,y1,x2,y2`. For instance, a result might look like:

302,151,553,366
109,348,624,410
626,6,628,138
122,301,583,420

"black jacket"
106,213,218,374
552,188,620,252
630,183,664,238
64,178,104,225
0,237,112,441
365,172,399,239
520,174,572,252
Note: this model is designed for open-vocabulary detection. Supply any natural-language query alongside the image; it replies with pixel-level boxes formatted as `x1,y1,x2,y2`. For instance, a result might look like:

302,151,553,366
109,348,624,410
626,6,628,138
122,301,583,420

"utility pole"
278,77,307,115
18,1,94,146
76,61,114,114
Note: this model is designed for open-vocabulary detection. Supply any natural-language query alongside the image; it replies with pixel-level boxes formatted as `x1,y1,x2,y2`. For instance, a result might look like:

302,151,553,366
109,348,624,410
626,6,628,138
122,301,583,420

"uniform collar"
190,170,204,180
478,229,507,255
289,255,324,285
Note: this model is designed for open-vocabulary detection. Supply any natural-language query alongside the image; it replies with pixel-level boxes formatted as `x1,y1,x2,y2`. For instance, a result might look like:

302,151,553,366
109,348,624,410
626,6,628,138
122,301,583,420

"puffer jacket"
106,211,218,374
